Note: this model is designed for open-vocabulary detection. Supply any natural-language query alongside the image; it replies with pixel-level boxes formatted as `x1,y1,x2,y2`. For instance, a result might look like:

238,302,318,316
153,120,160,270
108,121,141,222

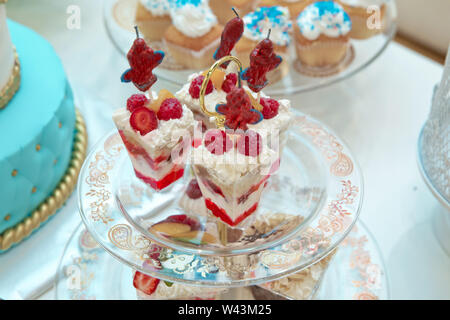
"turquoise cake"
0,20,76,245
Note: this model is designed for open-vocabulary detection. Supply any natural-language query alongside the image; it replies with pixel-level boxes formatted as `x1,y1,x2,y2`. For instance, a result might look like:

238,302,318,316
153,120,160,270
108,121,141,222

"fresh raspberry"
204,129,233,155
236,130,263,157
165,214,201,230
127,94,148,112
260,97,279,119
216,87,262,130
221,73,238,93
189,75,213,99
147,244,160,261
186,179,202,199
157,98,183,120
133,271,160,295
130,107,158,135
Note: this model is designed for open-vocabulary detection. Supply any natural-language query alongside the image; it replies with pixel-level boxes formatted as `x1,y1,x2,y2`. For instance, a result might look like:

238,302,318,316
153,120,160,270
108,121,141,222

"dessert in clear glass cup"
190,49,293,229
113,27,194,191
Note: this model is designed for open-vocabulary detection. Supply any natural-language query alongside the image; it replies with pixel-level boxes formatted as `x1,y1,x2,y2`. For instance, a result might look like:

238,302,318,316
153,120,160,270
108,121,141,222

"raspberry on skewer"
241,29,282,93
121,26,164,92
213,8,244,68
215,87,263,130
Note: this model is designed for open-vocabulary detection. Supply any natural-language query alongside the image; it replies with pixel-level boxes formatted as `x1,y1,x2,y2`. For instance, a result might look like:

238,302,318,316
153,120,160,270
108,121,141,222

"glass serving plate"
54,221,388,299
77,112,363,286
104,0,397,96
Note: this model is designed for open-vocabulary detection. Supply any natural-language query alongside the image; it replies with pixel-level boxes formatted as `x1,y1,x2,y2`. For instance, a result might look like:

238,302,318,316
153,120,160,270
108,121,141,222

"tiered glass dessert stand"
55,111,390,299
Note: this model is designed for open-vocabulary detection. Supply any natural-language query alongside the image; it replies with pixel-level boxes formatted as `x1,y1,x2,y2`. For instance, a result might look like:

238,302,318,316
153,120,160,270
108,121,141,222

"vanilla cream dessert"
190,90,293,227
0,4,15,94
113,91,195,190
163,0,223,69
192,132,279,226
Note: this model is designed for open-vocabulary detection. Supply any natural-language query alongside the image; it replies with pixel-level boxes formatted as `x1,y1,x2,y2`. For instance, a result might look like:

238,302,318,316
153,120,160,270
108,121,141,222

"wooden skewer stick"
231,7,239,18
134,25,140,38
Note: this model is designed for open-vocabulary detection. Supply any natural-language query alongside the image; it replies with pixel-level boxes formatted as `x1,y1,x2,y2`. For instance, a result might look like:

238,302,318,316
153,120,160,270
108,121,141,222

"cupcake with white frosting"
162,0,223,69
337,0,386,39
234,6,293,83
294,1,352,67
135,0,172,42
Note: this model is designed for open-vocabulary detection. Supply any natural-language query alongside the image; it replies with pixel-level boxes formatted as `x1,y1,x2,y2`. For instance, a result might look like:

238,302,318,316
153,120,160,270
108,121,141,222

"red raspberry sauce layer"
135,167,184,191
119,130,169,170
205,198,259,227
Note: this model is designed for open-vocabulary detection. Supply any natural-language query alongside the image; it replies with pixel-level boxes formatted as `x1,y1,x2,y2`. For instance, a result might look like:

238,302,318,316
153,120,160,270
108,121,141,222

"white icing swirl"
297,1,352,40
169,2,217,38
140,0,170,16
243,6,293,46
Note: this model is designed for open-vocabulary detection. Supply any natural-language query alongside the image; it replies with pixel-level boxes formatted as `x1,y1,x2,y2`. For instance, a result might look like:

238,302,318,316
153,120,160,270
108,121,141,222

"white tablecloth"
1,0,449,300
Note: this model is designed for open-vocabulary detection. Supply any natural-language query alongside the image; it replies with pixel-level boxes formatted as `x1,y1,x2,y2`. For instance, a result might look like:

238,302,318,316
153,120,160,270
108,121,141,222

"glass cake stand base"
77,112,363,286
54,221,389,300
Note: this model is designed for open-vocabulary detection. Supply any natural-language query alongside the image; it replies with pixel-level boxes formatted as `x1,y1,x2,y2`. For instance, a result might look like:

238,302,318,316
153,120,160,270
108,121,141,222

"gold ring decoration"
199,55,243,129
0,49,21,110
0,109,88,251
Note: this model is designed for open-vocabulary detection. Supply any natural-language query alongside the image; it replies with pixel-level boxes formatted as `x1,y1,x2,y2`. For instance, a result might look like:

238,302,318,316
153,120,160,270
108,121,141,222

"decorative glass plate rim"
117,134,327,257
103,0,397,96
417,125,450,210
77,111,364,286
315,219,390,300
54,220,388,299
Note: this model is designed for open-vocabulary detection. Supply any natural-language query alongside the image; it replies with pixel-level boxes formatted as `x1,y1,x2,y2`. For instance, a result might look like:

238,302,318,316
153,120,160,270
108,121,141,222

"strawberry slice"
133,271,160,295
130,107,158,135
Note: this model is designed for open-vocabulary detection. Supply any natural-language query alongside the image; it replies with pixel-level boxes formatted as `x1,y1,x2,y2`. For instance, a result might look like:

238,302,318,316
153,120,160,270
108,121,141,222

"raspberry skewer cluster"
241,29,283,93
121,26,165,92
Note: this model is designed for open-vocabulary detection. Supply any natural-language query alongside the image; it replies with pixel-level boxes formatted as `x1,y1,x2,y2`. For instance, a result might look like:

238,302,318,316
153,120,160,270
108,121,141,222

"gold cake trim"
0,109,88,251
0,50,20,110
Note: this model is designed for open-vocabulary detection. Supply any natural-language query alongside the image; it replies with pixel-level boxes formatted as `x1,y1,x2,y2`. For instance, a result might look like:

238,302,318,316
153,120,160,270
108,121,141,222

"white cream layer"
140,0,170,16
169,2,217,38
112,93,195,157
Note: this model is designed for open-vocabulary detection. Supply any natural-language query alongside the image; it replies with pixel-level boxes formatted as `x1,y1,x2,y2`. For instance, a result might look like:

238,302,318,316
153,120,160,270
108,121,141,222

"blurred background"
2,0,449,300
